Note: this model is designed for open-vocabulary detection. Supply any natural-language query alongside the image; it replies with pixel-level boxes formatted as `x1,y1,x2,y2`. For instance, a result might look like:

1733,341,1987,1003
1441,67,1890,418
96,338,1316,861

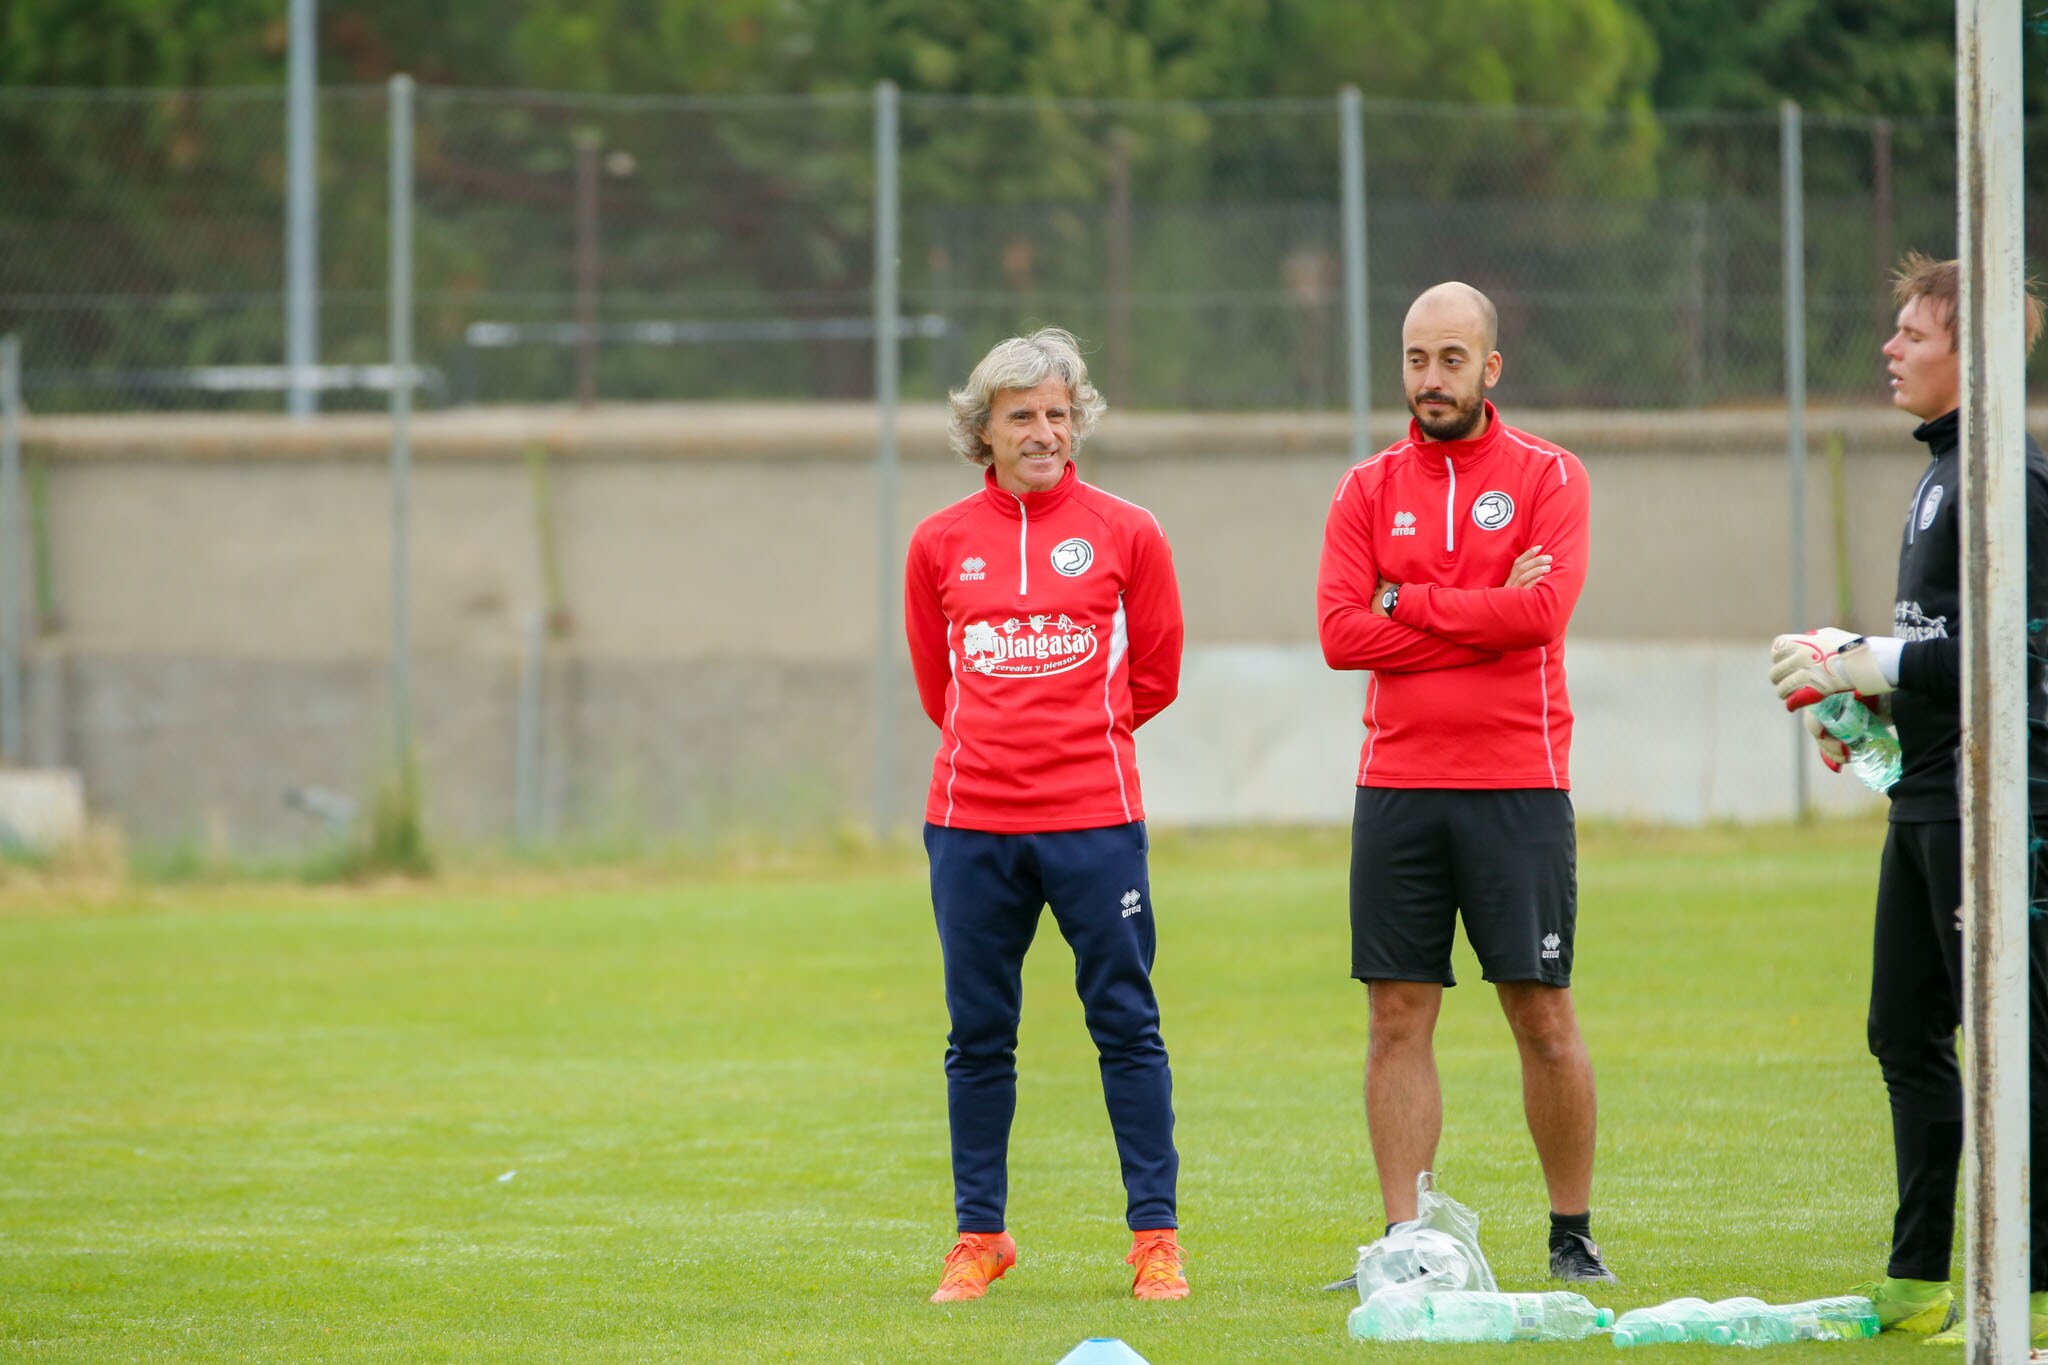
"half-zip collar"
1912,408,1959,460
1407,400,1505,476
979,458,1080,516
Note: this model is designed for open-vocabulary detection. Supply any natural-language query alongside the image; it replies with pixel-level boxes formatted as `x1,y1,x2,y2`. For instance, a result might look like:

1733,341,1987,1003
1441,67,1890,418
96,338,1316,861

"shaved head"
1403,281,1498,355
1400,281,1502,442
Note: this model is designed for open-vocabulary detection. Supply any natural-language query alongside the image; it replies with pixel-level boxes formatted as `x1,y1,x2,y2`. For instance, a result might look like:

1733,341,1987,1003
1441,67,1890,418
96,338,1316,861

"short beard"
1409,390,1485,442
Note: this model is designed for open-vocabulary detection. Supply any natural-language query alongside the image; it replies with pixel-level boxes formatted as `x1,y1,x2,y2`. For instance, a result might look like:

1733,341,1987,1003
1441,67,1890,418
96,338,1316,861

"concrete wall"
14,404,1943,849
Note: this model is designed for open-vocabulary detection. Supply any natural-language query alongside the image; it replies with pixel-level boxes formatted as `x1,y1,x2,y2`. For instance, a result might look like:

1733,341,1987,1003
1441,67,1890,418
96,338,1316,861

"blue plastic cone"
1054,1338,1152,1365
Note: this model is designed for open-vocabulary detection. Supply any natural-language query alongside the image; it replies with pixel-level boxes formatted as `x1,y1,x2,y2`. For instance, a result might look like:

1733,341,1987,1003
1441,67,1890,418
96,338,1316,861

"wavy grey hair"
946,328,1108,466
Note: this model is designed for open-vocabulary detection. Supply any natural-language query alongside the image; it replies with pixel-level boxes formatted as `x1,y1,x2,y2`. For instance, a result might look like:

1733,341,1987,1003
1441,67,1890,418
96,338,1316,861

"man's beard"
1409,388,1485,441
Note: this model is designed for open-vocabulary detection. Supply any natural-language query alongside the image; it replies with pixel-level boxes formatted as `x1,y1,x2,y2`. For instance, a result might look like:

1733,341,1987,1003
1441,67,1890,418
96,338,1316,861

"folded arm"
1317,472,1499,673
1394,463,1591,650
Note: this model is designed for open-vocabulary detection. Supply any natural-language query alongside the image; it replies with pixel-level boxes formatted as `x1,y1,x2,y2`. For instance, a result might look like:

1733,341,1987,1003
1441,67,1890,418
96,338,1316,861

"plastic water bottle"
1813,693,1903,792
1412,1290,1614,1342
1704,1297,1797,1347
1777,1297,1880,1341
1613,1297,1718,1346
1348,1288,1428,1343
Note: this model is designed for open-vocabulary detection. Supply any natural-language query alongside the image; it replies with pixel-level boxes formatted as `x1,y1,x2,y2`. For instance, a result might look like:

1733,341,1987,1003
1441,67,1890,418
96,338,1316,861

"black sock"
1549,1211,1591,1244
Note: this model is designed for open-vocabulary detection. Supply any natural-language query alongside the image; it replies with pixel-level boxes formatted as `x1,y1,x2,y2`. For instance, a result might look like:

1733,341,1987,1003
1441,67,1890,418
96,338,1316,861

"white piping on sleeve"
1500,429,1571,485
940,634,965,826
1358,673,1379,784
1538,644,1560,788
1102,600,1133,820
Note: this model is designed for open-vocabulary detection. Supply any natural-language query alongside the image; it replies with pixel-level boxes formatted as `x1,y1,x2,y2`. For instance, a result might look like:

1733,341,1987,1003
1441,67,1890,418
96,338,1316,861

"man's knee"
1367,983,1441,1050
1498,985,1584,1058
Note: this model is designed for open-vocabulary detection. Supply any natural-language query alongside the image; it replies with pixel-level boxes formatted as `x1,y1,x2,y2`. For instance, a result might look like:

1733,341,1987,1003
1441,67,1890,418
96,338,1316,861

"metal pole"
574,128,600,410
0,335,21,764
1781,99,1809,817
389,75,414,771
1107,127,1133,407
514,609,543,843
1957,2,2029,1357
286,0,319,418
872,80,900,841
1340,86,1370,461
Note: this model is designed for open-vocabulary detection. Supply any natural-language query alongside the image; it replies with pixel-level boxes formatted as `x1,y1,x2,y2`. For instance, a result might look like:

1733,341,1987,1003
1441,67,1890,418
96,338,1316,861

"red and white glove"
1801,706,1849,772
1769,627,1893,711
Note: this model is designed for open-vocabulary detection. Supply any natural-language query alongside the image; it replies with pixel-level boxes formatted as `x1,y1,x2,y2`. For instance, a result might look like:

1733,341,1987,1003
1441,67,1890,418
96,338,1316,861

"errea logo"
959,556,986,582
1541,932,1562,960
1391,511,1418,537
1120,889,1144,918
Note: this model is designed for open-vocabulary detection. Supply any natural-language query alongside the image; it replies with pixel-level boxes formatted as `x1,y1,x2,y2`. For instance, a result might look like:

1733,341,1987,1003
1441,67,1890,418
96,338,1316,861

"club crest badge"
1050,537,1094,576
1919,484,1943,531
1472,491,1515,531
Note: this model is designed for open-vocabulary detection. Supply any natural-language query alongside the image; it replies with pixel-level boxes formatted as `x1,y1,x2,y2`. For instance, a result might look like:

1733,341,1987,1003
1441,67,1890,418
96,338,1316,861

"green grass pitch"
0,820,1954,1361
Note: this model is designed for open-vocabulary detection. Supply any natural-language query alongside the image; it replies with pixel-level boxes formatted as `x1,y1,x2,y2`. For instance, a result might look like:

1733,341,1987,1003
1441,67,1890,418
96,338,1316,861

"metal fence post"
1956,1,2029,1354
0,335,21,764
872,80,900,842
1340,86,1370,461
1781,99,1808,817
286,0,319,417
389,74,415,772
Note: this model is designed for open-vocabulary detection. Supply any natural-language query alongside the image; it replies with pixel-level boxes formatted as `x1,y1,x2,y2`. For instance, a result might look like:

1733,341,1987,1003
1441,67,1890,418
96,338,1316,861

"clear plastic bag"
1403,1171,1497,1292
1352,1226,1471,1299
1348,1171,1498,1307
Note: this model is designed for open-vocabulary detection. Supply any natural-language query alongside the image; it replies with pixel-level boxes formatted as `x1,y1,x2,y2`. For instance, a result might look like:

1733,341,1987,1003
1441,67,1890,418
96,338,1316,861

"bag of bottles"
1398,1170,1497,1294
1351,1226,1472,1300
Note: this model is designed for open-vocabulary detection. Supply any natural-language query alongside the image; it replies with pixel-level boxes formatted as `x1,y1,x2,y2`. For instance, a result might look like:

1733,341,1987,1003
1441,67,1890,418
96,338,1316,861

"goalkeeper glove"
1769,627,1893,710
1801,705,1849,773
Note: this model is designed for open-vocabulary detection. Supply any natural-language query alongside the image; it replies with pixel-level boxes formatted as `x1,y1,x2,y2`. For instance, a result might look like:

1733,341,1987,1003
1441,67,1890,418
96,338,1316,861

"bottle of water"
1813,693,1903,792
1613,1297,1718,1346
1777,1297,1880,1341
1704,1297,1797,1346
1348,1288,1429,1342
1412,1290,1614,1342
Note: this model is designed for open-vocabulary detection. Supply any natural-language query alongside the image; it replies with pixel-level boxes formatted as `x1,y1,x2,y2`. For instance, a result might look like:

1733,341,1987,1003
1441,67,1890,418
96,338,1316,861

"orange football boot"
929,1231,1018,1303
1127,1228,1189,1300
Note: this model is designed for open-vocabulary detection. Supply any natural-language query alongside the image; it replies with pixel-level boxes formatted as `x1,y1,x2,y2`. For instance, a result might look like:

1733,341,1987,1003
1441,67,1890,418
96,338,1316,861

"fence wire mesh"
0,85,2038,852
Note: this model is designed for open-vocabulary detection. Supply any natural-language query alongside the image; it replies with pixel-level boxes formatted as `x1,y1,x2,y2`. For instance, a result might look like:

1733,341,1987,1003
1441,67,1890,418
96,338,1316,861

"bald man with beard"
1317,282,1615,1287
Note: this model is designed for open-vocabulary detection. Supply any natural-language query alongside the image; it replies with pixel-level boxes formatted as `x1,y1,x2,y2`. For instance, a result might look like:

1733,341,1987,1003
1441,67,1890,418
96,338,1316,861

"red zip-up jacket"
1317,403,1590,789
905,461,1183,832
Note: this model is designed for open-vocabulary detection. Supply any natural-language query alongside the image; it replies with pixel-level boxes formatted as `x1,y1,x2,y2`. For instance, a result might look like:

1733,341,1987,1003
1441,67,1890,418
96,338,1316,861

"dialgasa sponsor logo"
960,614,1099,677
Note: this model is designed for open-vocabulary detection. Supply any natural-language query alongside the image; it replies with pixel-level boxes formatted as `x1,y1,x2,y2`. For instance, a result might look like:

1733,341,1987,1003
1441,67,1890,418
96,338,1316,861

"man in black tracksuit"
1769,254,2048,1344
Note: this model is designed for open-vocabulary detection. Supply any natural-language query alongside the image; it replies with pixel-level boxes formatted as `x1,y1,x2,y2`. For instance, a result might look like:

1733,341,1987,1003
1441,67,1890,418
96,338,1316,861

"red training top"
1316,402,1591,789
905,461,1184,832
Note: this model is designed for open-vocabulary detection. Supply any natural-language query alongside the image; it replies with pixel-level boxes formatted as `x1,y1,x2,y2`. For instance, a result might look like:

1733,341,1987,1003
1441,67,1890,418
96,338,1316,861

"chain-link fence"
0,84,2033,853
5,86,2038,414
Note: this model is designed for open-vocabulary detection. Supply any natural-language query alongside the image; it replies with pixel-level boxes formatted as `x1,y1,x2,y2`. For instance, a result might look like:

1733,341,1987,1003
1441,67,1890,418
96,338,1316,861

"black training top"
1885,408,2048,821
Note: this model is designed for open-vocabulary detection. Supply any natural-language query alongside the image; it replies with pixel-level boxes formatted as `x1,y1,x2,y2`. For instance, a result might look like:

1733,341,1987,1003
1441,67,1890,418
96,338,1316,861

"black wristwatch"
1380,584,1401,615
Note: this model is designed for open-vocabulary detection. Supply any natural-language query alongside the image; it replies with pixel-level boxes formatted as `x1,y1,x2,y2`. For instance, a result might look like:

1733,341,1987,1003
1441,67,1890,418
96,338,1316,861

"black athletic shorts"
1349,787,1578,987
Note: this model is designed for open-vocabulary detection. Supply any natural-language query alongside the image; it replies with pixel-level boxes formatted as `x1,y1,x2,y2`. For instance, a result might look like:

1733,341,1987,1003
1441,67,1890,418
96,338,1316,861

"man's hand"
1503,544,1552,588
1802,706,1849,773
1769,627,1893,710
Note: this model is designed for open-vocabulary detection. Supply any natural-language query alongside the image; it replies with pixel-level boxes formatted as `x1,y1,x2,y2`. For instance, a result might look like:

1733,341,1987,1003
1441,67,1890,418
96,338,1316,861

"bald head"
1401,282,1502,442
1404,281,1498,355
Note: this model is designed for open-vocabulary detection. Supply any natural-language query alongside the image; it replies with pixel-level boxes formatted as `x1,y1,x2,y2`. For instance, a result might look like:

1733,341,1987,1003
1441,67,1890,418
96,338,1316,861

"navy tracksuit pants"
925,821,1179,1234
